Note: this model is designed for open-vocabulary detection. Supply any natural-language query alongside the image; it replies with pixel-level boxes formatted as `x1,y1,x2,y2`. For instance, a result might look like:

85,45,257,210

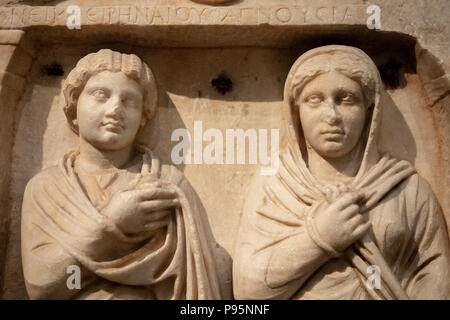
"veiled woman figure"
233,45,450,300
21,49,225,300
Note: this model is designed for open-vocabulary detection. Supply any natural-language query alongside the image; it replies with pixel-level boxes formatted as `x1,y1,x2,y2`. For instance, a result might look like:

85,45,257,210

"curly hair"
289,50,378,108
62,49,158,134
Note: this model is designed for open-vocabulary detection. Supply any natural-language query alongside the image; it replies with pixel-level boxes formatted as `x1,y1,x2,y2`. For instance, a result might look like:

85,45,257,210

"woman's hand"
313,191,371,252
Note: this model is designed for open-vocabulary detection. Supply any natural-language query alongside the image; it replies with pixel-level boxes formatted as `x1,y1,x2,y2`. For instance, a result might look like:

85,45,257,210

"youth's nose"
105,96,125,120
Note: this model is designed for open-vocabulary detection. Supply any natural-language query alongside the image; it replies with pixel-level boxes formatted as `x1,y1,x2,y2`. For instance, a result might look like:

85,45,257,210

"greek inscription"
274,7,292,23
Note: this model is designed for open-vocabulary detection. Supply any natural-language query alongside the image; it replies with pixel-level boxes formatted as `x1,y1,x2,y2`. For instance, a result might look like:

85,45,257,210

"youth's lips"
102,121,124,133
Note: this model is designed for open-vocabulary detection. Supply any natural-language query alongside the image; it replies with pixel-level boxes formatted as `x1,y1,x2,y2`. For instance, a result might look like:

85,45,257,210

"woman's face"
298,71,368,158
75,70,144,151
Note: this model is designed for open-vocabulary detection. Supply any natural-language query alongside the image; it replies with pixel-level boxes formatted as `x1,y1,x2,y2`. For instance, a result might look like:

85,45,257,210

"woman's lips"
320,128,344,134
320,128,344,141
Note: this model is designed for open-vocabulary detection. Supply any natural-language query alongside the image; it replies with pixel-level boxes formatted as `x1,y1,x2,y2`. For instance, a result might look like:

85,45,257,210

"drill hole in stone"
211,74,233,95
42,63,64,76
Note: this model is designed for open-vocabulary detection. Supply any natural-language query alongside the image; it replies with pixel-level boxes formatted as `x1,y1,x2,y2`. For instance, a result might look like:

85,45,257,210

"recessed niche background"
1,29,448,299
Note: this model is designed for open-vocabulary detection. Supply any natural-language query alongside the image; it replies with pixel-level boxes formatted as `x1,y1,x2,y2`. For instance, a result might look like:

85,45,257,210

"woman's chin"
316,143,352,158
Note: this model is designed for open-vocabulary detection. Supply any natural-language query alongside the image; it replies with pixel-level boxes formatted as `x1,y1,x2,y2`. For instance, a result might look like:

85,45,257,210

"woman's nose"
322,99,341,125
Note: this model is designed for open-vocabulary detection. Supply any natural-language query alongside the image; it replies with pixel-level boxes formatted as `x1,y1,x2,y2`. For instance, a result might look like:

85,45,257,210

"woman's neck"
306,140,364,184
77,138,134,174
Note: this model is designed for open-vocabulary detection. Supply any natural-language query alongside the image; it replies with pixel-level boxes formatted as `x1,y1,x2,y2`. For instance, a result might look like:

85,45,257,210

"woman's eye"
128,100,139,108
92,89,107,100
341,93,355,104
306,94,322,104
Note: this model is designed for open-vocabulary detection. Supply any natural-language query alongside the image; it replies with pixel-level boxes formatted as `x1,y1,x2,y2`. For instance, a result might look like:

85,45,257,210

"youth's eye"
122,96,139,108
305,94,323,105
92,89,108,100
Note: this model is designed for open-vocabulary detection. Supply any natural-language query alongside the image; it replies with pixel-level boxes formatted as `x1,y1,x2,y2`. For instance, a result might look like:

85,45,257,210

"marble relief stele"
20,49,224,300
232,45,450,300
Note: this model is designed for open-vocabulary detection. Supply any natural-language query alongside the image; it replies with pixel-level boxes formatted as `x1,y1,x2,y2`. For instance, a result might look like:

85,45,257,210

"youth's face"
75,71,144,151
298,71,368,158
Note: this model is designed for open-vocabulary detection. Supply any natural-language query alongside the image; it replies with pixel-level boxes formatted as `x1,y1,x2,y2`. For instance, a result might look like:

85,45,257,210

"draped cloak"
233,46,450,300
21,146,224,300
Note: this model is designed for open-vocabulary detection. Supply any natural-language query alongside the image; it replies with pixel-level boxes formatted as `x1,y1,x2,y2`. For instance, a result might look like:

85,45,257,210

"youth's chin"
90,133,135,151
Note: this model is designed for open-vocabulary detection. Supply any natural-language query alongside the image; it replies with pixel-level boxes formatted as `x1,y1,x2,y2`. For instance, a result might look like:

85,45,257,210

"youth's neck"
77,137,134,173
306,140,364,184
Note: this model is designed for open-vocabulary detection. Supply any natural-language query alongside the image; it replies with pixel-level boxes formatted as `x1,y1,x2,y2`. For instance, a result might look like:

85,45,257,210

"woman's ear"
140,117,147,128
367,102,375,115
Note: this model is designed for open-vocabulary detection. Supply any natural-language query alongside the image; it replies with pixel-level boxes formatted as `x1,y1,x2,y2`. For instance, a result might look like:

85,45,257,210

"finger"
330,185,340,201
348,214,365,228
137,180,162,189
324,186,333,201
334,192,364,210
341,204,360,219
140,199,180,212
352,221,371,239
143,220,169,232
324,185,339,203
143,210,172,222
337,183,349,194
135,188,178,200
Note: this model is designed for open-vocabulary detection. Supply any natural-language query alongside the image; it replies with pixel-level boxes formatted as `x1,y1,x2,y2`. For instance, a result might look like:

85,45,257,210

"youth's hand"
102,182,180,234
